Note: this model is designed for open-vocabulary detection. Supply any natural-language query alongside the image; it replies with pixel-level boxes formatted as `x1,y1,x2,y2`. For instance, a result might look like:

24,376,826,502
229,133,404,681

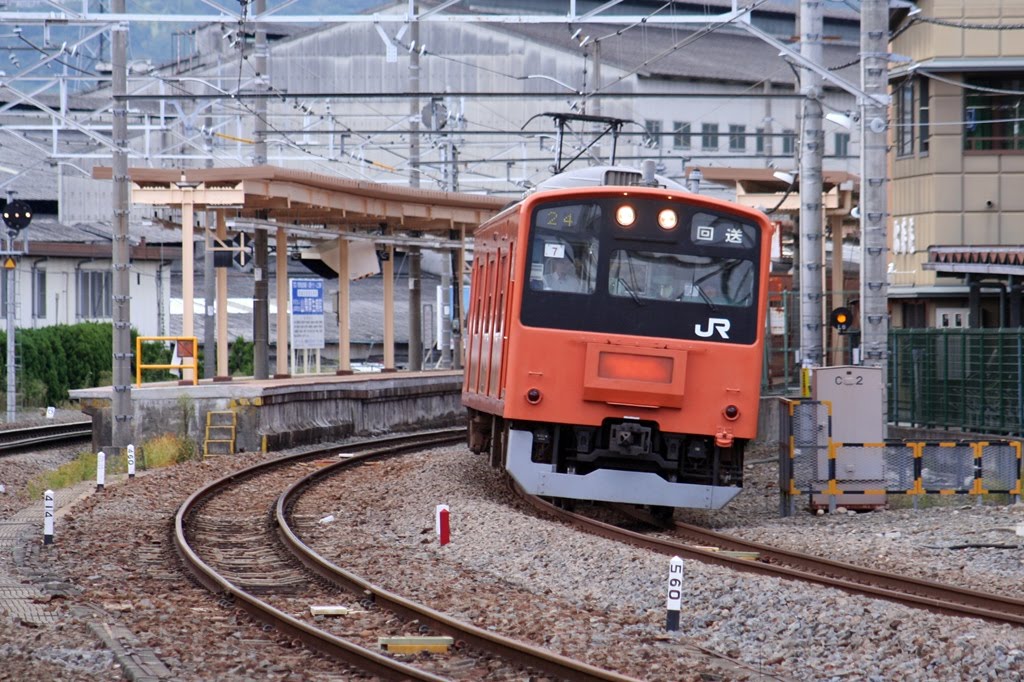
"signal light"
830,306,853,332
723,405,739,420
615,205,636,227
526,388,542,404
1,200,32,233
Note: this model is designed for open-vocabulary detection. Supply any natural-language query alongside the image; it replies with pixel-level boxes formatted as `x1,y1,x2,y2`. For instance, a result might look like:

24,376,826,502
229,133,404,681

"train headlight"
526,388,542,404
615,205,636,227
723,405,740,421
657,209,678,230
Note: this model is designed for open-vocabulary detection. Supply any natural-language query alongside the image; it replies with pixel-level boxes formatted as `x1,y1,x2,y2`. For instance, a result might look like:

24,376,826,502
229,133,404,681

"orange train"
462,168,774,510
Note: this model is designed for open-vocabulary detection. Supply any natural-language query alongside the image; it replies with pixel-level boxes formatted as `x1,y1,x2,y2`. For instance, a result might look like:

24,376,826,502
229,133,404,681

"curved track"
517,491,1024,627
174,430,642,681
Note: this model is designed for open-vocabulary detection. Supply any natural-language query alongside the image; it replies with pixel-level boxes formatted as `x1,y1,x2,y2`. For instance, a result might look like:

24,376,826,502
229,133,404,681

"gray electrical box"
811,366,886,508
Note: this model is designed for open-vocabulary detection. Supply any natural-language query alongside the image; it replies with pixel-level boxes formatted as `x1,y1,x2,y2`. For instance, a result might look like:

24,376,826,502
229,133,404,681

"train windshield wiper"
694,283,718,312
616,278,645,306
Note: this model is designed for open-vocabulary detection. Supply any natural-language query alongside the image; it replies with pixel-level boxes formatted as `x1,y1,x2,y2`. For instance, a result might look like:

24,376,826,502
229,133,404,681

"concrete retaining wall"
73,373,466,455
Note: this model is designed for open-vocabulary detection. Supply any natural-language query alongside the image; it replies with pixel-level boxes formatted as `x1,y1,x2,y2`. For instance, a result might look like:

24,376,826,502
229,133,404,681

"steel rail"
0,421,92,453
174,430,462,681
276,437,642,682
517,490,1024,627
175,429,641,681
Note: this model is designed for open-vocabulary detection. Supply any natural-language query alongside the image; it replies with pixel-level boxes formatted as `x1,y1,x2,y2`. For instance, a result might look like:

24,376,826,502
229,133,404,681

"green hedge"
0,323,255,406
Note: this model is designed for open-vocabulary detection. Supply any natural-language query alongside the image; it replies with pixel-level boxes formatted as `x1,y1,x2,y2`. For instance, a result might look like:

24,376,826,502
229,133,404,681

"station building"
888,0,1024,329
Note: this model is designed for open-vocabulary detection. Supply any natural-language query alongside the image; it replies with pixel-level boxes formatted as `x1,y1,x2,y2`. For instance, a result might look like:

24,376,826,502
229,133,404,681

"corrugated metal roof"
467,20,858,87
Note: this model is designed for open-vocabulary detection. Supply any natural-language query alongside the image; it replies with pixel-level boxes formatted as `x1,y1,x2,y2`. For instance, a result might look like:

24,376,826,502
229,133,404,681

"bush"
25,433,200,498
0,323,258,406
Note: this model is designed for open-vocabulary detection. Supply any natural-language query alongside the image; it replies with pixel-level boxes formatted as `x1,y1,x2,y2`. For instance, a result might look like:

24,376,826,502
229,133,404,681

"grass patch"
26,433,199,498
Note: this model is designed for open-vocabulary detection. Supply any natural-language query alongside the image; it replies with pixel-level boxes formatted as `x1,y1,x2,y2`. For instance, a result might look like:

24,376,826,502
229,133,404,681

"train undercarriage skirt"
506,429,742,510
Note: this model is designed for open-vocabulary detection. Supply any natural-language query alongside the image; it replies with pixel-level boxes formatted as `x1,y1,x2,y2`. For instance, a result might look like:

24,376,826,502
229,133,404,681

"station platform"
69,370,464,456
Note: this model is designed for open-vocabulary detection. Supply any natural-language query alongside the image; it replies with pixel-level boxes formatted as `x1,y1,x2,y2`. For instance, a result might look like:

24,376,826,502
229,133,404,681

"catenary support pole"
6,234,15,423
860,0,890,424
799,0,824,371
111,0,132,453
252,0,270,379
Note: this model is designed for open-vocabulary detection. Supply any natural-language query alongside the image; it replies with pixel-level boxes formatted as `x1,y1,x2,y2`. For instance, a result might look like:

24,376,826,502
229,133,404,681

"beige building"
889,0,1024,329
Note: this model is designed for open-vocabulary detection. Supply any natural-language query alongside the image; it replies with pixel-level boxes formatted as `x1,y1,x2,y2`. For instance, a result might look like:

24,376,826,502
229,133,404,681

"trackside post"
435,504,450,546
665,556,683,631
127,444,136,479
43,489,54,545
96,451,105,491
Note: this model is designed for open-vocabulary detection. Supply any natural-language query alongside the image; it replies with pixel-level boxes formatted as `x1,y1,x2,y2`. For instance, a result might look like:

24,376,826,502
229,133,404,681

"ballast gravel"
0,436,1021,681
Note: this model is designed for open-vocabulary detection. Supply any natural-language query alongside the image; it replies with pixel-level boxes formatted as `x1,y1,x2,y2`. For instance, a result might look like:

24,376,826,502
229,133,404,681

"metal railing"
136,336,199,386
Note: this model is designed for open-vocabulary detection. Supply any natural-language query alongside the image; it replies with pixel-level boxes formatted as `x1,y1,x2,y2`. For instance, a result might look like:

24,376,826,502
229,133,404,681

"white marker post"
665,556,684,631
45,406,55,419
435,504,450,546
96,451,106,491
43,489,54,545
127,444,136,479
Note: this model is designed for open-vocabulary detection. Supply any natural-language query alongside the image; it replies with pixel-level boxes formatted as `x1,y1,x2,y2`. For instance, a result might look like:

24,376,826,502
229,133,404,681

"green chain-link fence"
890,328,1024,435
763,294,1024,436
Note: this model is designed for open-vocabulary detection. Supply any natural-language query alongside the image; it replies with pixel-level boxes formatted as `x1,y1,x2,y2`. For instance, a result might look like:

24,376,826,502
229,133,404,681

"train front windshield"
520,197,763,344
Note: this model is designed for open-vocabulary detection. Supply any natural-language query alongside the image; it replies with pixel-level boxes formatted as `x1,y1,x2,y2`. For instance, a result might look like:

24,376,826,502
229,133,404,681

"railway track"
0,420,92,453
516,491,1024,627
174,429,642,681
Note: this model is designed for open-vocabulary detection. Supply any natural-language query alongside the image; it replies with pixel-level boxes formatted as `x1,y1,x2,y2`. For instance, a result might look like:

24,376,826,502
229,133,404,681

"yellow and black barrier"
781,399,1022,513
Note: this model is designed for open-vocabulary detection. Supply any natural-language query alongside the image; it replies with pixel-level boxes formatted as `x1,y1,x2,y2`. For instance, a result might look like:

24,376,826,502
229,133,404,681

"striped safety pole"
43,489,54,545
665,556,683,631
127,444,136,479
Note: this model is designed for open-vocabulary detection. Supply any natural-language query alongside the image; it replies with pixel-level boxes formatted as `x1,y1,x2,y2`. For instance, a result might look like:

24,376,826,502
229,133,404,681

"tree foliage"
0,323,256,406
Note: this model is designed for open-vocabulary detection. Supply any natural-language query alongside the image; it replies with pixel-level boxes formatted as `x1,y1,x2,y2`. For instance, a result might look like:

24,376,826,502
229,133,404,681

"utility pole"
4,194,16,423
408,0,420,189
252,0,269,379
860,0,890,417
111,0,132,453
203,115,215,380
799,0,824,372
407,1,423,371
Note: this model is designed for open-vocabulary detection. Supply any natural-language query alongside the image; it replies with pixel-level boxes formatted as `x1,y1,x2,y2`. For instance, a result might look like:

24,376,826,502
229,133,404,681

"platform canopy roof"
93,165,509,244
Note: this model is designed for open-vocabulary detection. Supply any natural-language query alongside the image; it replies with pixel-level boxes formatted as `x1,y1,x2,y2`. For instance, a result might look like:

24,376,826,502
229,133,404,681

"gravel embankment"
0,437,1022,681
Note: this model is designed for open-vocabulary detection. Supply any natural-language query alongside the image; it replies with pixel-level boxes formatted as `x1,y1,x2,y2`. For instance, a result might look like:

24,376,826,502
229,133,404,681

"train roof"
531,166,687,193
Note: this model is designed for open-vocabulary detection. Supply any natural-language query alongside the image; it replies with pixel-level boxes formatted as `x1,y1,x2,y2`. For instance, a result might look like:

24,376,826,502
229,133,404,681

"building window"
834,132,850,157
755,127,765,154
672,121,691,149
701,123,719,150
644,119,662,148
964,73,1024,151
902,301,927,329
897,79,914,156
728,124,746,152
32,268,45,319
781,129,796,156
77,270,112,319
